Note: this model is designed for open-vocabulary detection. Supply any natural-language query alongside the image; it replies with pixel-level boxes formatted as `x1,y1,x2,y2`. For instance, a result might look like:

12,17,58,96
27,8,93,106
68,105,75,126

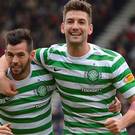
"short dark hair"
5,28,33,53
63,0,92,23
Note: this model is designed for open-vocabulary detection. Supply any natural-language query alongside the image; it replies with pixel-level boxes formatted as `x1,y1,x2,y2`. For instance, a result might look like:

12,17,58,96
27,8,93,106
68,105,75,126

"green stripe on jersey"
64,129,128,135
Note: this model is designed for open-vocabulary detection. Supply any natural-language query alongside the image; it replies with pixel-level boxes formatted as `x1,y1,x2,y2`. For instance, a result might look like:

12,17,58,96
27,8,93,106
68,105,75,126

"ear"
5,49,7,56
30,50,36,61
88,24,93,35
61,22,65,34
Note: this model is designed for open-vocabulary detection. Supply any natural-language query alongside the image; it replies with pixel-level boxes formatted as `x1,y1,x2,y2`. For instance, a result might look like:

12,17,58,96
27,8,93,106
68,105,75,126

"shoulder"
36,43,66,54
31,63,51,76
49,43,66,52
92,44,123,61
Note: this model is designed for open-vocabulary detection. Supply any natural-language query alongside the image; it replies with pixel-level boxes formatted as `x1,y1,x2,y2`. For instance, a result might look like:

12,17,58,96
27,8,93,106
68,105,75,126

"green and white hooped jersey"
35,43,135,135
0,63,56,135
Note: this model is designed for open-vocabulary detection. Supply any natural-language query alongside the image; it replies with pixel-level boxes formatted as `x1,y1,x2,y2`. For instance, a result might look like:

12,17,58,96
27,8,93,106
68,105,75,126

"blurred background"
0,0,135,134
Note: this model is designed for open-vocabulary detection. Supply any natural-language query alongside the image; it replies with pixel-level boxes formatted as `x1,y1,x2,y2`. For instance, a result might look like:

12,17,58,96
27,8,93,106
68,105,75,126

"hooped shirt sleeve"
32,48,49,67
111,54,135,99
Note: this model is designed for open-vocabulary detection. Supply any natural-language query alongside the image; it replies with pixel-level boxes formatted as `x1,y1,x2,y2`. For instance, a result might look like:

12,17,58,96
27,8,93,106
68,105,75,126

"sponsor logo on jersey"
35,102,47,108
54,67,61,71
0,94,12,104
124,73,134,83
81,87,102,93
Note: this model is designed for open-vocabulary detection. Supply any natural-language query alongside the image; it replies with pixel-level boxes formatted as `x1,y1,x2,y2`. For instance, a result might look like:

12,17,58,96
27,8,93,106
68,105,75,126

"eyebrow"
66,17,86,21
7,51,25,55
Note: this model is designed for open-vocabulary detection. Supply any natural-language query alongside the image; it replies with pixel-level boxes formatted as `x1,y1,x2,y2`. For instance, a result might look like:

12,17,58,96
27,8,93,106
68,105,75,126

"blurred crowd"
110,15,135,74
0,0,135,135
0,0,128,50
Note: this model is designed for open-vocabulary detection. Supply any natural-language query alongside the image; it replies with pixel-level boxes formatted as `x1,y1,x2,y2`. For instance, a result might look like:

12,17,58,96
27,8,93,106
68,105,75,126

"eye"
7,52,14,58
66,19,73,24
79,20,85,25
80,21,84,24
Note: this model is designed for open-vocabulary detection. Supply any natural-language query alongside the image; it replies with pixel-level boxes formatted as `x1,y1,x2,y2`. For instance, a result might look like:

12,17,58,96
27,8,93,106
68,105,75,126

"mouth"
11,66,20,69
11,68,21,75
11,66,21,71
69,31,81,36
71,34,81,37
11,68,19,71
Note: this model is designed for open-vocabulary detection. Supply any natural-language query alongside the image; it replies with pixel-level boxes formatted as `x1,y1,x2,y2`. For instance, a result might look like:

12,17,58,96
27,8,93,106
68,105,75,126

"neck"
67,42,90,57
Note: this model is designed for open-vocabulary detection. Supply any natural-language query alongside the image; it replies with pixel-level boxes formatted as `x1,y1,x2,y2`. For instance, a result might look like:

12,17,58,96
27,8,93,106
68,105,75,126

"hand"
0,123,14,135
0,75,17,96
109,97,121,112
105,118,123,134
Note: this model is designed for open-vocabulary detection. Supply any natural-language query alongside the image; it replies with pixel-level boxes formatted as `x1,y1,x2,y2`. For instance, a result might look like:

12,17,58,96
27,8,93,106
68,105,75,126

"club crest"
36,85,48,97
85,69,101,83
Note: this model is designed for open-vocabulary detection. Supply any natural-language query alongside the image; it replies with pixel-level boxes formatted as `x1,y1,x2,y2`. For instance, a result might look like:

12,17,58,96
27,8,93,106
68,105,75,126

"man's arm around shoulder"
0,55,17,96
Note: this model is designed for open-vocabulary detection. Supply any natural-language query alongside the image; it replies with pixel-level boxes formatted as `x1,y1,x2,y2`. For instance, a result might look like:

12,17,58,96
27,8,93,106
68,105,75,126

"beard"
11,60,30,80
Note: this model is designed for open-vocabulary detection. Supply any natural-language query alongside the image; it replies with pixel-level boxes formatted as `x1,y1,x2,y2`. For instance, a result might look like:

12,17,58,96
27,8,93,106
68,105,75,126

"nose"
72,21,79,29
12,55,19,63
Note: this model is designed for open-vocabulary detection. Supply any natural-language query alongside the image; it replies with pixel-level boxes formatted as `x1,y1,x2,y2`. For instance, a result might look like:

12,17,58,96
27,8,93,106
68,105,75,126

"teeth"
71,34,80,36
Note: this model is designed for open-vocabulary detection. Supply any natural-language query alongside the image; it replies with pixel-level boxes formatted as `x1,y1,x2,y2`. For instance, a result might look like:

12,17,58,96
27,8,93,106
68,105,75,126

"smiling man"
34,0,135,134
0,0,134,135
0,28,55,135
